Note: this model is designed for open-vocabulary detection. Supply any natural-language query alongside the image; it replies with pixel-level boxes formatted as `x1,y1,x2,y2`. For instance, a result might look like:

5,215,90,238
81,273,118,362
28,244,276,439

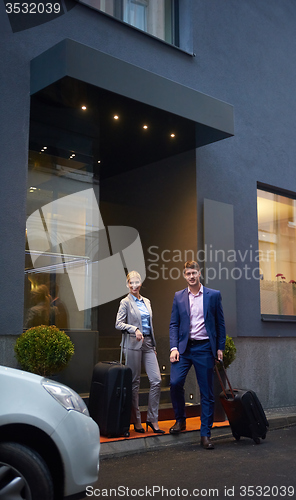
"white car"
0,365,100,500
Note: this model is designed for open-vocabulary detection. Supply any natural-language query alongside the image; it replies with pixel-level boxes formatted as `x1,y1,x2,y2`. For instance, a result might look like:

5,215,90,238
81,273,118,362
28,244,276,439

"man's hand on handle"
217,349,223,362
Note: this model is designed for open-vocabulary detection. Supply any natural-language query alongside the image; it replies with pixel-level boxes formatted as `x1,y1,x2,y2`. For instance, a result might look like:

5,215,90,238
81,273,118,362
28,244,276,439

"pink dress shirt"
188,285,209,340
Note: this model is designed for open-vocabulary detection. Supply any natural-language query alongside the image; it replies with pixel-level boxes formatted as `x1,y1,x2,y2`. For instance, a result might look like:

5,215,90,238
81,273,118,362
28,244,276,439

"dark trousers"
170,340,215,437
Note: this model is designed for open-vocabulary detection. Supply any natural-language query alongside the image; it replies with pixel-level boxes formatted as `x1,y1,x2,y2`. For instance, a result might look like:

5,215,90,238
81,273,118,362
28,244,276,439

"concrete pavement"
100,406,296,459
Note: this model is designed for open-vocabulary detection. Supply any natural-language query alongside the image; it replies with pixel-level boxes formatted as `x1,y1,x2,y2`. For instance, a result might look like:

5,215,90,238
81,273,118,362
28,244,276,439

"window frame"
258,182,296,323
75,0,194,56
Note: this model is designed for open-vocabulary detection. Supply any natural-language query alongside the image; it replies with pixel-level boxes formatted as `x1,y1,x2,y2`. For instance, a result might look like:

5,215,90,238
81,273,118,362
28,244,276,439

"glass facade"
25,149,99,330
257,188,296,317
77,0,176,46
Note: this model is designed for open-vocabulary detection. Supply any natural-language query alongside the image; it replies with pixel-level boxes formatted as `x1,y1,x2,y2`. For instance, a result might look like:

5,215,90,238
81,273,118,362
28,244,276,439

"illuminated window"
257,187,296,317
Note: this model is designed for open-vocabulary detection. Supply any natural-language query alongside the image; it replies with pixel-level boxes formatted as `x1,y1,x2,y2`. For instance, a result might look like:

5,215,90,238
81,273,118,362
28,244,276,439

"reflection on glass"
257,188,296,316
25,150,98,330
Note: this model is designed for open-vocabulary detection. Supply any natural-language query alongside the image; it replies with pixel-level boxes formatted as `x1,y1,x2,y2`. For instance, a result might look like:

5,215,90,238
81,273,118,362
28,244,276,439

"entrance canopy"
30,39,234,179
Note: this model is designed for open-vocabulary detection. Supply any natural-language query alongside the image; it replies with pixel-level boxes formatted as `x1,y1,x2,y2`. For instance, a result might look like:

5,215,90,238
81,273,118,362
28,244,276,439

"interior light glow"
113,115,119,120
43,146,47,149
97,160,101,163
170,133,176,138
143,125,148,129
81,105,87,110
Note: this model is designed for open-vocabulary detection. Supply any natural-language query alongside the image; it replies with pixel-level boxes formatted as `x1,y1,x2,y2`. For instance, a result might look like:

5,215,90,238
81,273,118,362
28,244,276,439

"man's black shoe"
200,436,215,449
169,421,186,434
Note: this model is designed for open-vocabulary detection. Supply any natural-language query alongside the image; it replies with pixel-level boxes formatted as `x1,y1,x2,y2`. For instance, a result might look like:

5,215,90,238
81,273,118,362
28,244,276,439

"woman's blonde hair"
126,271,142,287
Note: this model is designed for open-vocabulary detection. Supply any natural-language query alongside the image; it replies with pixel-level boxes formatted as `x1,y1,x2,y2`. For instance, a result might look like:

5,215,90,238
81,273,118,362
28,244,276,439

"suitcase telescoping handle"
215,359,235,399
120,330,129,365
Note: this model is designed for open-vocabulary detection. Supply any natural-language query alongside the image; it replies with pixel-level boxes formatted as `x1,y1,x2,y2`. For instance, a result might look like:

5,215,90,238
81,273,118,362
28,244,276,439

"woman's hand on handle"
135,328,144,341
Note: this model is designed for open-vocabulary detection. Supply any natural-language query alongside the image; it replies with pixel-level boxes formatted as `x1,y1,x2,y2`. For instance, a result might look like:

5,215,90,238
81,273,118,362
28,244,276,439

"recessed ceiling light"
81,106,87,110
143,125,148,129
43,146,47,149
113,115,119,120
97,160,101,163
170,133,176,138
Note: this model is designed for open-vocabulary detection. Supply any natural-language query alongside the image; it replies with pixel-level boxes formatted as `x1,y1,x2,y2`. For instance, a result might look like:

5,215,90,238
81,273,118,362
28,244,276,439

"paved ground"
99,406,296,459
84,425,296,500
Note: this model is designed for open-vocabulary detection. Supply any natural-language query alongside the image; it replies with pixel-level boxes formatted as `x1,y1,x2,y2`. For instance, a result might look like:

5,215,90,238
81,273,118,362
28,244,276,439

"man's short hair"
183,261,200,272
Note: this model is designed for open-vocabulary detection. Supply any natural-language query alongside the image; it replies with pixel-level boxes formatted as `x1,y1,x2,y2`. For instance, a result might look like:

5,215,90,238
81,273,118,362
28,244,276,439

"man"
169,261,226,449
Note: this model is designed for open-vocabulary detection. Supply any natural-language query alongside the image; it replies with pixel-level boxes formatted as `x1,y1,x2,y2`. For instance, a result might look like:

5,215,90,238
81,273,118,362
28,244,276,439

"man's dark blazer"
169,286,226,358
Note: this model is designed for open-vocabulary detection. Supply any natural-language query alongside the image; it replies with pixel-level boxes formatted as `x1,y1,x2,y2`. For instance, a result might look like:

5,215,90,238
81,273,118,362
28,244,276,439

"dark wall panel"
204,198,237,337
98,150,197,370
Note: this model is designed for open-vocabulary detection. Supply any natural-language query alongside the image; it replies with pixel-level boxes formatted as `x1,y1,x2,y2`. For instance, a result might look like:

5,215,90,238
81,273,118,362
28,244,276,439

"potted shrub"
220,334,237,370
14,325,74,377
214,335,236,421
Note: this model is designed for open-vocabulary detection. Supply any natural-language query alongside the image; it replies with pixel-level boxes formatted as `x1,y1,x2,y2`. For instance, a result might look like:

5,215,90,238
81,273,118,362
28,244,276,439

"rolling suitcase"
215,361,269,444
88,332,132,438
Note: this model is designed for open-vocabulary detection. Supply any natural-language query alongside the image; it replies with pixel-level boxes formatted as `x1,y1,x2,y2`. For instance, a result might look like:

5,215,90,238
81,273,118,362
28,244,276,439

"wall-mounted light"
189,394,194,400
162,365,166,371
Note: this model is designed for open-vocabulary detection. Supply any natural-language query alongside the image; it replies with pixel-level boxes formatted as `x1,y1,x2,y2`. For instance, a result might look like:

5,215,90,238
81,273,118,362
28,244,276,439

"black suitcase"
88,333,132,438
215,361,269,444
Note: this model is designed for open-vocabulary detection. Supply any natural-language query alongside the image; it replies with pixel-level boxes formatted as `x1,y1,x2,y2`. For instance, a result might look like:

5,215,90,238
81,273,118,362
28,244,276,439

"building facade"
1,0,296,408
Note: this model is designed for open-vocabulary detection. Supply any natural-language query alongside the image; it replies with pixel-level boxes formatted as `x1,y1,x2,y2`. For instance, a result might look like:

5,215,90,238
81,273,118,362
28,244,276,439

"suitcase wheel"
253,437,261,444
233,432,240,441
123,431,130,438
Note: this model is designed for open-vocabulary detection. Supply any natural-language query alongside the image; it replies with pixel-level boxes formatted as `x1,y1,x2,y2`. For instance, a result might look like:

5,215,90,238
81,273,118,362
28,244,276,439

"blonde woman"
115,271,164,434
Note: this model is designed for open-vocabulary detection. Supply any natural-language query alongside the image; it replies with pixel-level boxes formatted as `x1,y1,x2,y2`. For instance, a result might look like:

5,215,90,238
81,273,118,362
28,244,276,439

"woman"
115,271,165,434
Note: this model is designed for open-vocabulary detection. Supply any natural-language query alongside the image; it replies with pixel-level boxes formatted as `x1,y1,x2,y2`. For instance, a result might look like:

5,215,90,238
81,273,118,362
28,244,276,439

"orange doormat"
100,417,229,443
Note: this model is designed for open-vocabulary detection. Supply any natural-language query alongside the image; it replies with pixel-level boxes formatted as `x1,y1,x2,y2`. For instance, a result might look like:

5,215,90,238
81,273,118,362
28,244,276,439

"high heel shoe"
146,421,165,434
133,424,145,433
